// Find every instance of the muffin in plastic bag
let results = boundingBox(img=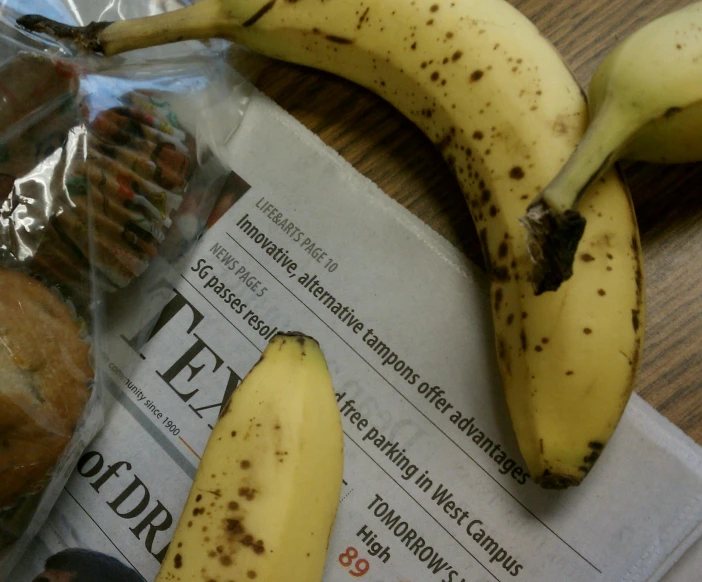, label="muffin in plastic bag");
[0,27,247,575]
